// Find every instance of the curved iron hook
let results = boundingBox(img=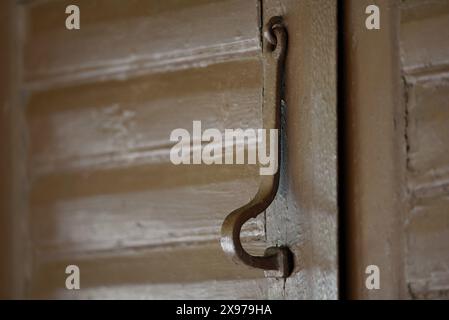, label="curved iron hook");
[220,17,292,278]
